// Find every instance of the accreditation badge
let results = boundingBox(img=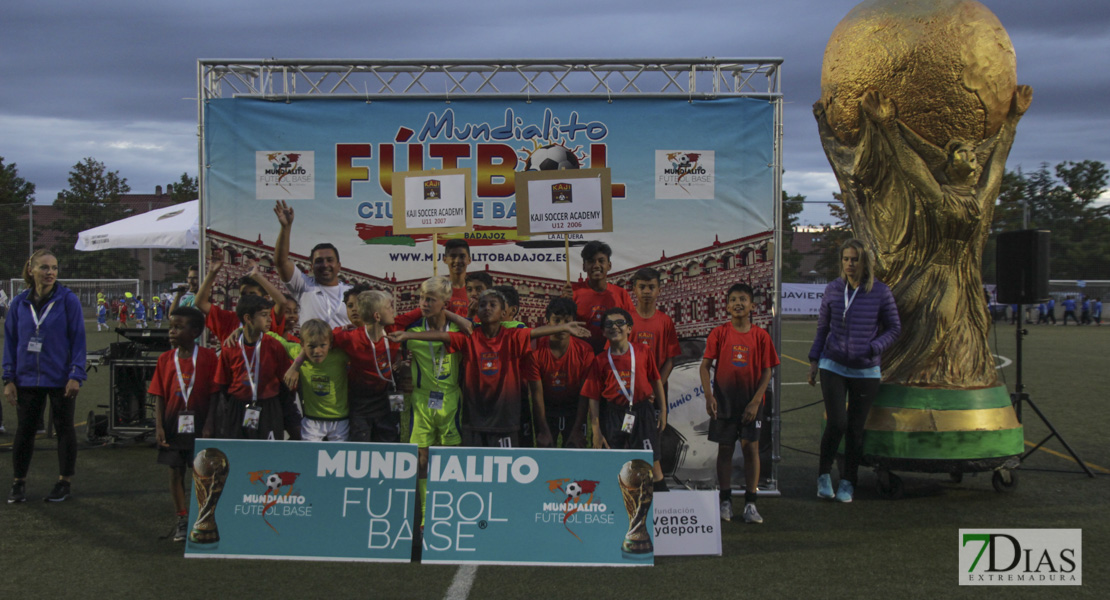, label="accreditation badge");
[427,391,445,411]
[177,411,196,434]
[243,404,261,431]
[621,409,636,434]
[389,393,405,412]
[27,336,44,353]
